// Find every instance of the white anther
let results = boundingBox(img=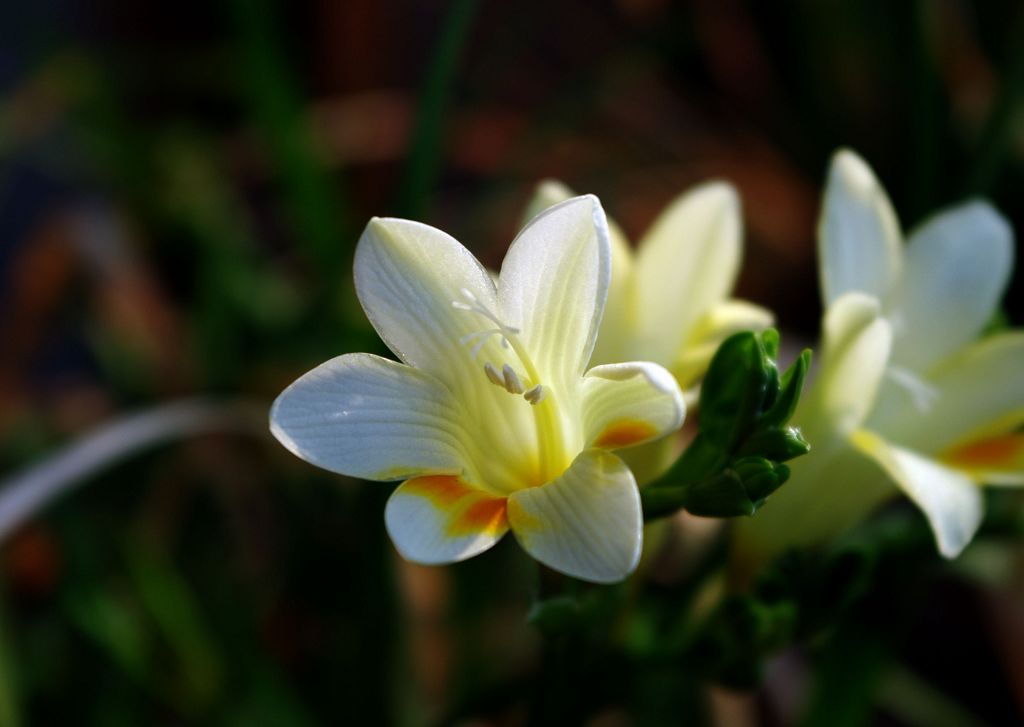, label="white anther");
[484,362,505,387]
[524,384,546,405]
[502,364,524,394]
